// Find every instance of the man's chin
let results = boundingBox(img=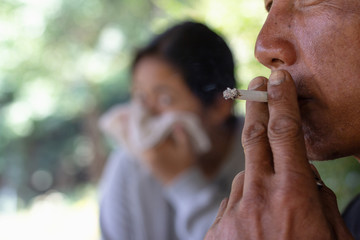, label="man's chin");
[302,123,338,161]
[305,141,344,161]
